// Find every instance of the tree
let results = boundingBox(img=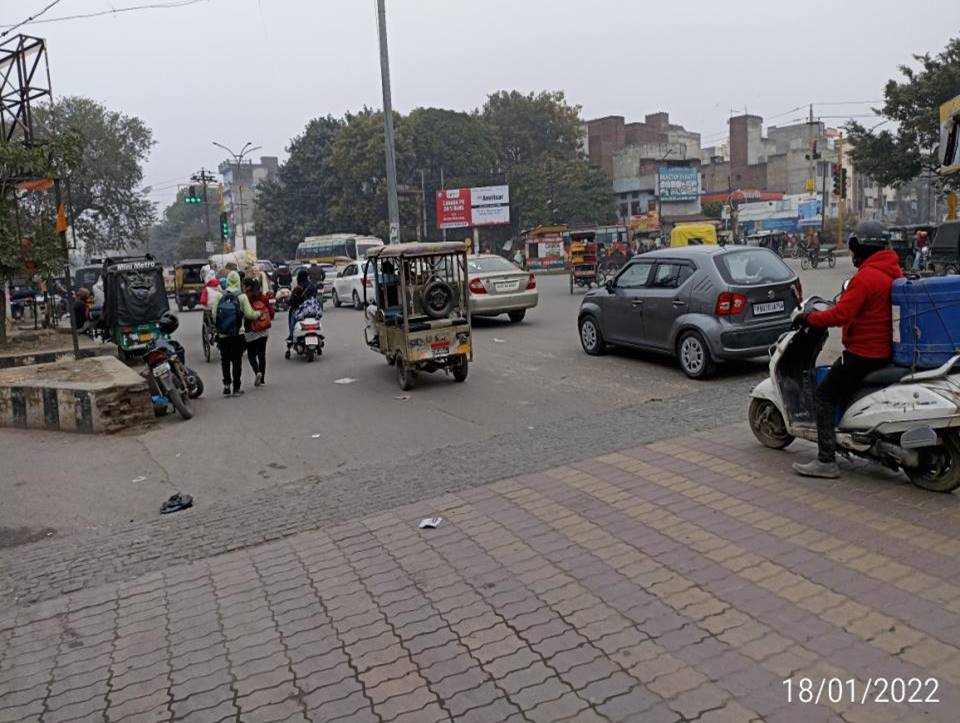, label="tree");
[481,90,583,171]
[398,107,497,183]
[1,134,83,343]
[508,158,616,230]
[149,186,215,265]
[253,116,343,260]
[34,96,155,255]
[846,36,960,191]
[702,200,723,219]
